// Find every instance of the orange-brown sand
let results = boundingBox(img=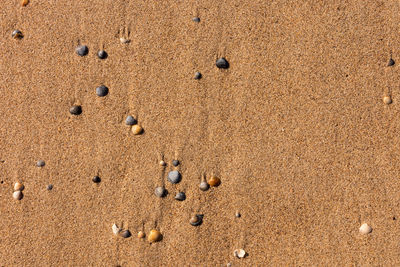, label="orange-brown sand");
[1,1,400,266]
